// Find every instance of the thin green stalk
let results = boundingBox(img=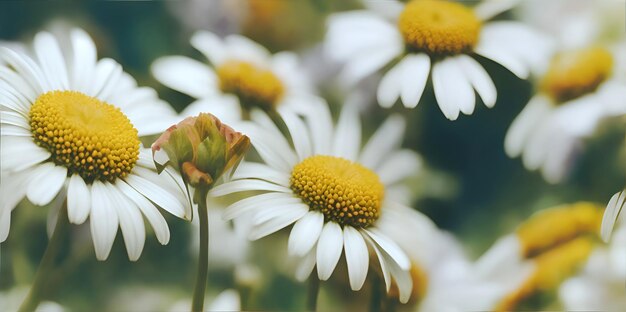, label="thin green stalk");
[191,190,210,312]
[19,203,69,312]
[306,275,320,311]
[369,273,383,312]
